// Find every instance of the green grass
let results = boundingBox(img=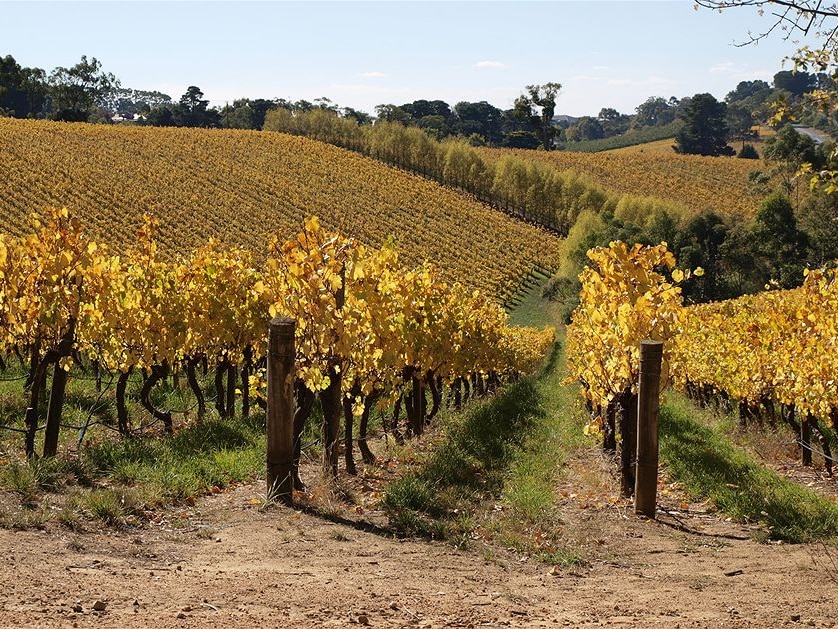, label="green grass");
[384,276,590,561]
[660,396,838,543]
[0,355,267,516]
[506,271,558,329]
[83,489,130,524]
[0,456,72,502]
[0,408,267,528]
[82,415,266,502]
[382,335,589,562]
[502,351,586,525]
[382,375,547,541]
